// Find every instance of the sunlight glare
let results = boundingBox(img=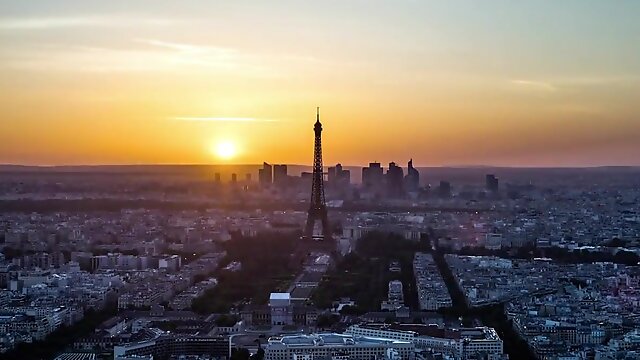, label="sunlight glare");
[213,141,237,161]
